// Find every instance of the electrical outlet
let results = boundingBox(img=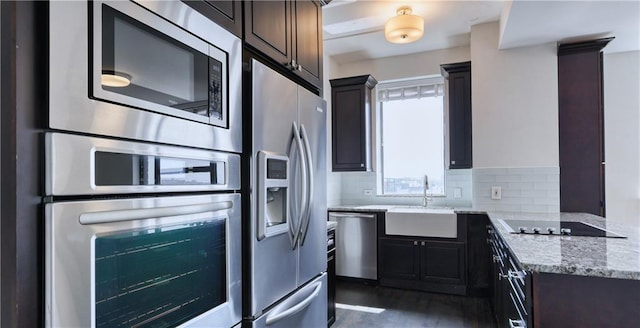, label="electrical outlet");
[491,186,502,200]
[363,189,373,196]
[453,188,462,199]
